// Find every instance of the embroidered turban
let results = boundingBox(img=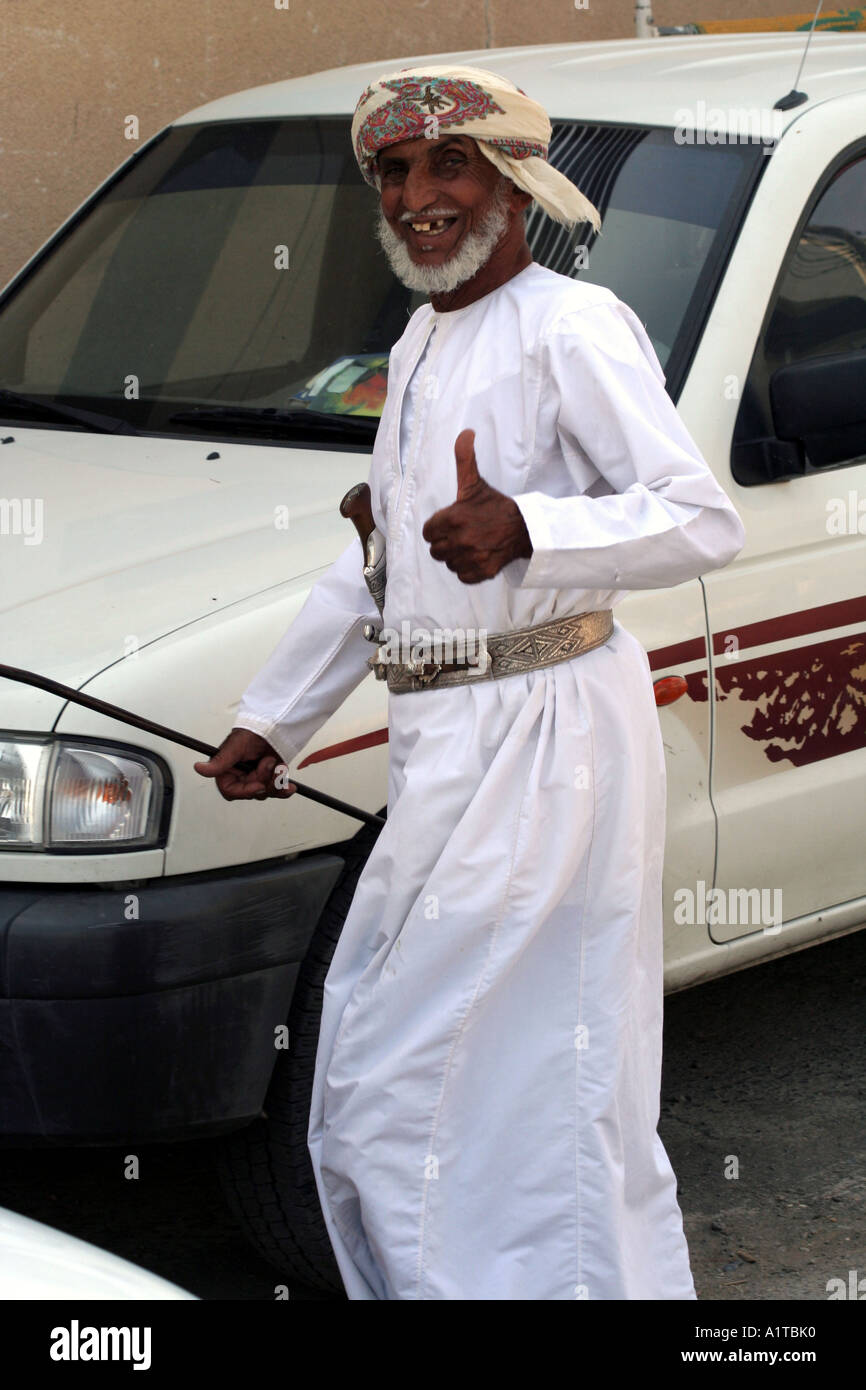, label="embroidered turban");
[351,64,602,232]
